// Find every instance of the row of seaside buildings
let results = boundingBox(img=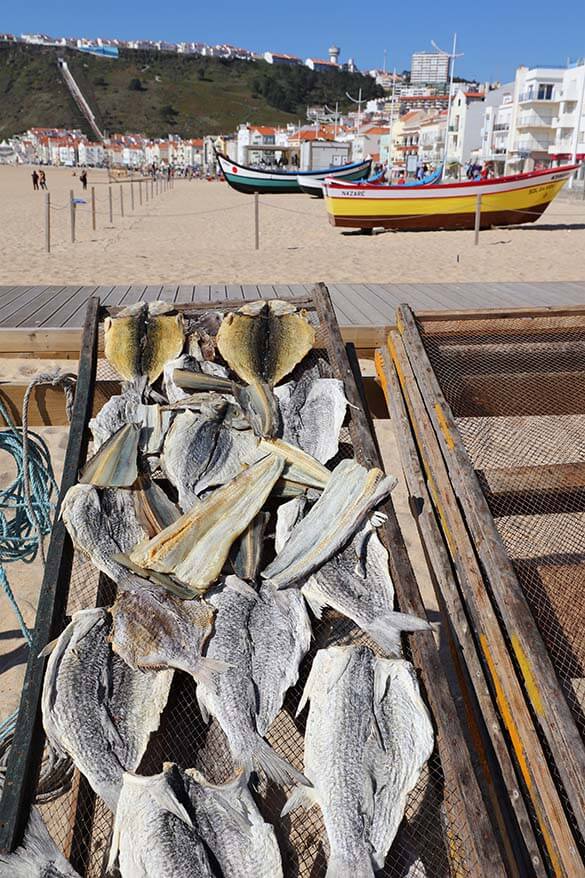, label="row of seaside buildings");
[1,62,584,183]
